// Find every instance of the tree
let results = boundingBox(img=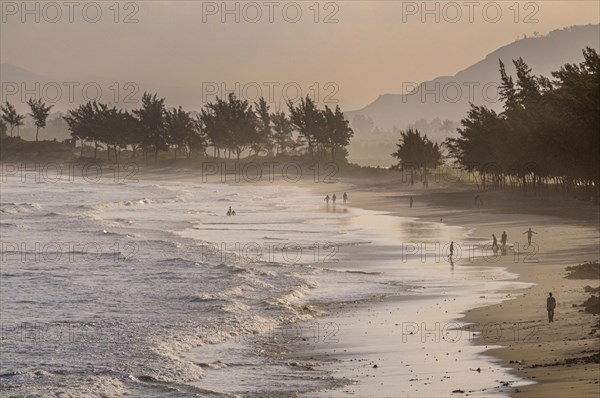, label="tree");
[323,105,354,159]
[133,93,168,161]
[200,93,258,160]
[253,97,274,156]
[64,101,135,160]
[1,101,26,137]
[546,47,600,192]
[392,128,442,184]
[165,106,204,160]
[26,98,53,142]
[64,101,100,157]
[270,111,294,155]
[287,96,325,157]
[446,48,599,196]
